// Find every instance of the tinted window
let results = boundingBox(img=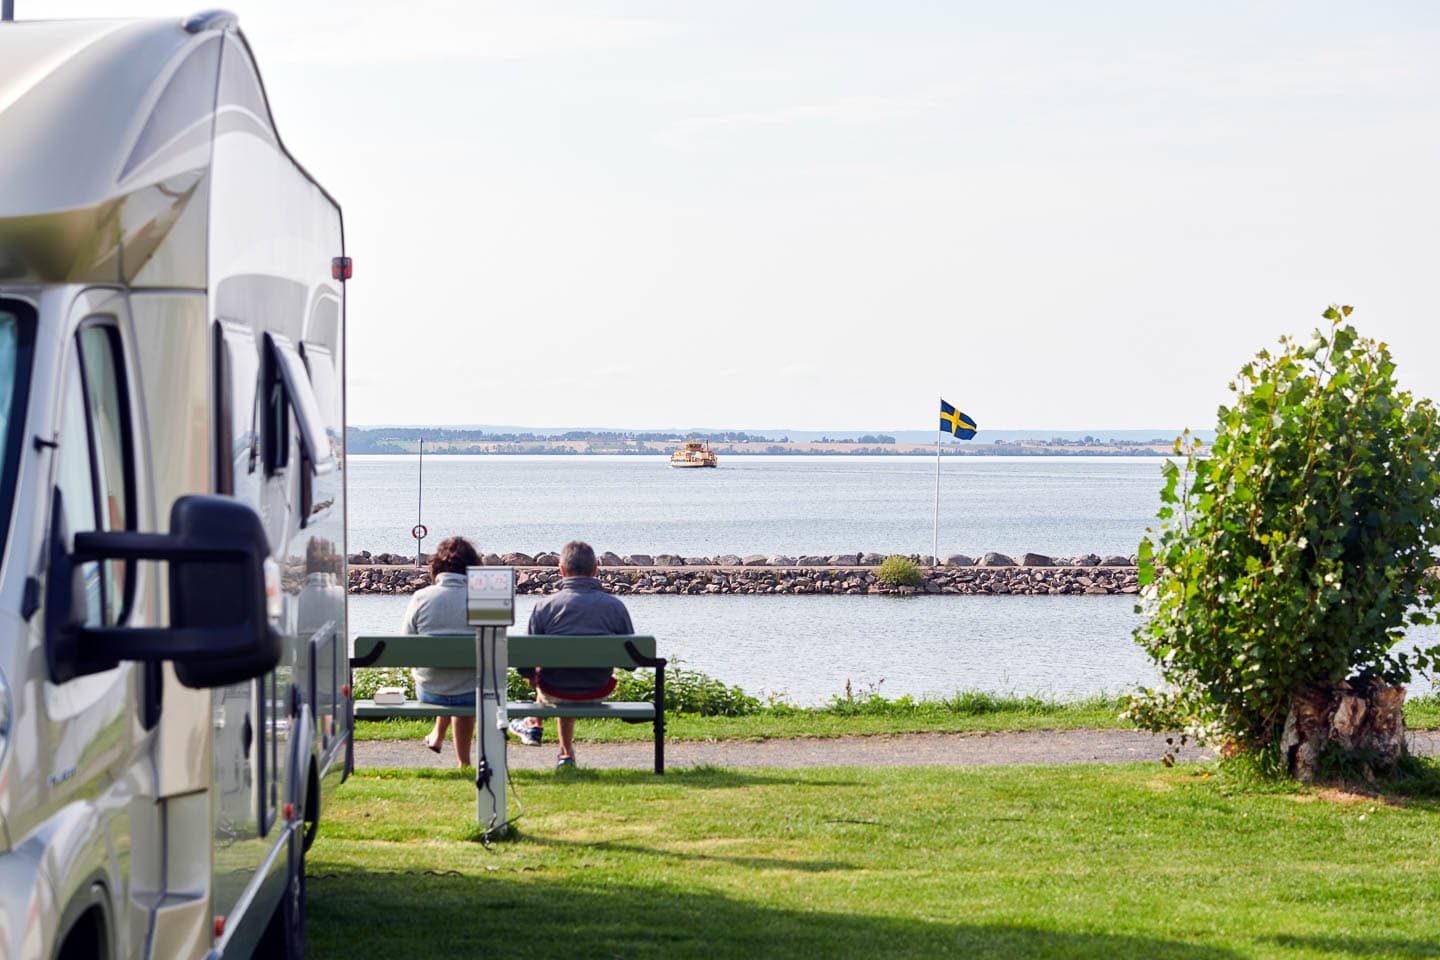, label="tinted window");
[0,305,35,560]
[78,326,133,622]
[263,337,290,475]
[54,361,102,626]
[54,322,136,627]
[264,334,335,476]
